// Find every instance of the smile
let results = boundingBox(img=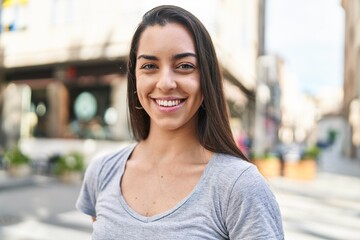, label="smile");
[155,99,184,107]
